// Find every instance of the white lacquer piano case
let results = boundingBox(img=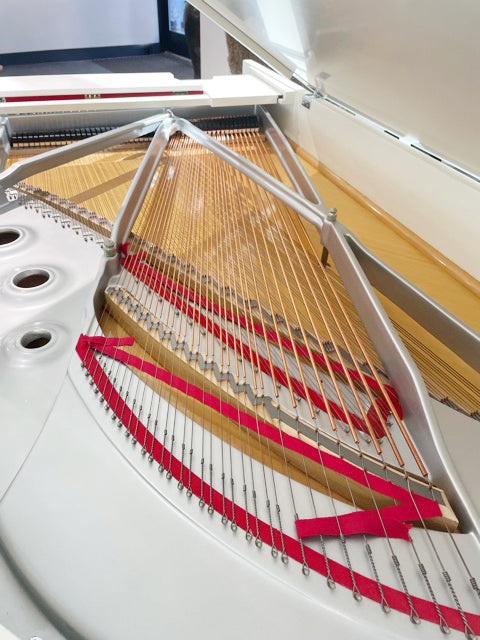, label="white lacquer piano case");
[0,2,480,639]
